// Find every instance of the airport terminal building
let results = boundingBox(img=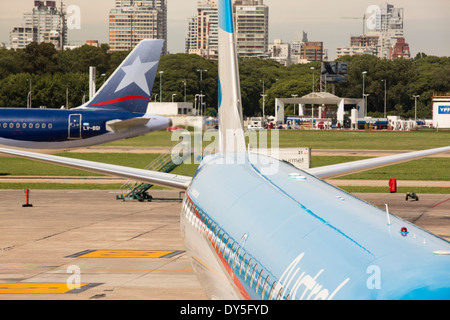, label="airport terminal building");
[432,96,450,129]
